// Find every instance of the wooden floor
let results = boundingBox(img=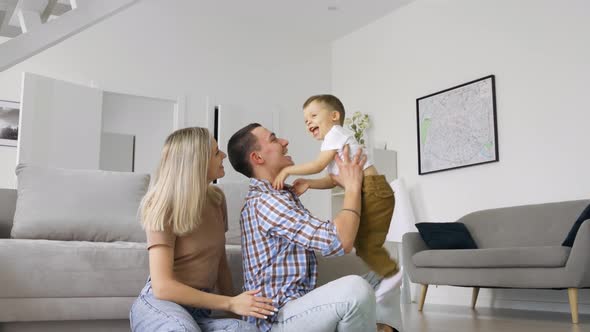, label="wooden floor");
[402,303,590,332]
